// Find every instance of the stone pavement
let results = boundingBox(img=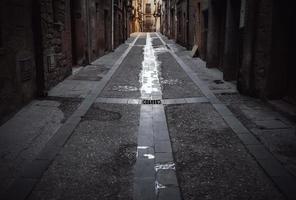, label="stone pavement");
[0,32,295,200]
